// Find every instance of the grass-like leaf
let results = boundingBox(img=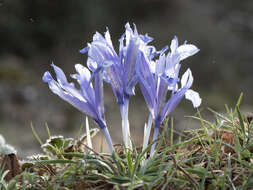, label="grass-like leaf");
[4,98,253,189]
